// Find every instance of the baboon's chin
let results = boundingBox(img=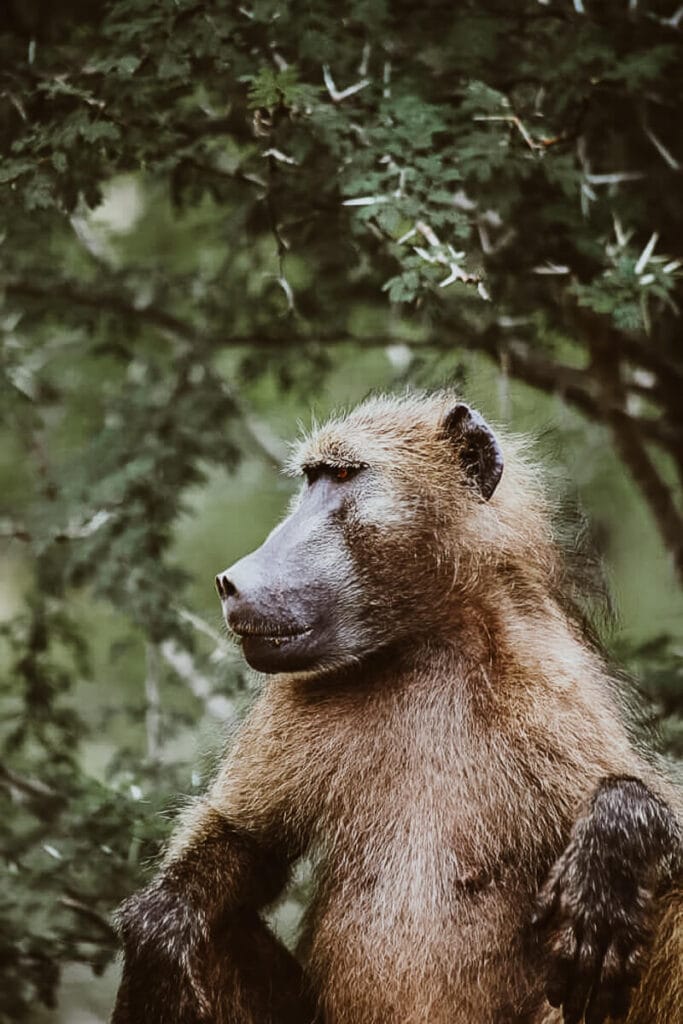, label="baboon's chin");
[240,630,326,674]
